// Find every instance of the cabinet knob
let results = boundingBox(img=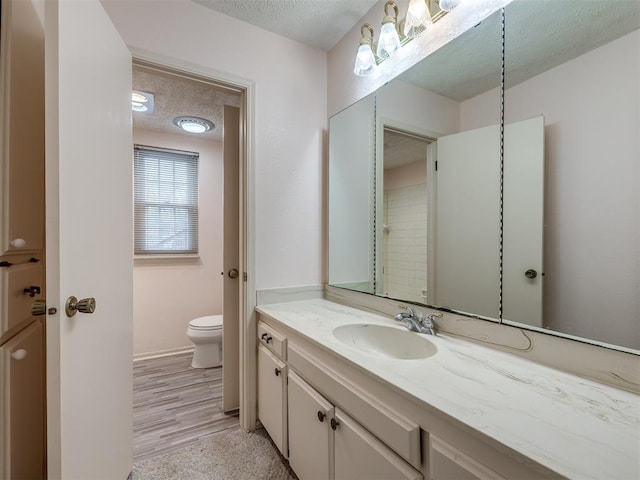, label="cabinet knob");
[330,417,339,431]
[11,349,28,361]
[317,411,326,422]
[65,296,96,317]
[274,367,281,376]
[10,238,26,248]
